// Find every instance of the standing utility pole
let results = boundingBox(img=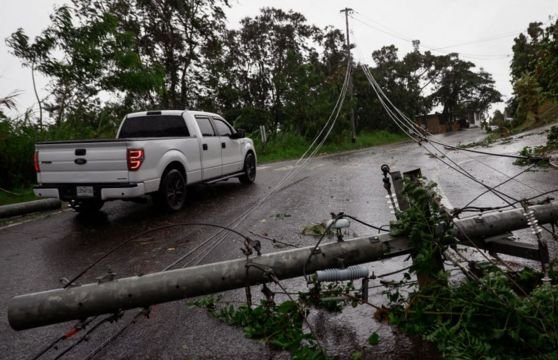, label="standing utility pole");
[340,7,356,143]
